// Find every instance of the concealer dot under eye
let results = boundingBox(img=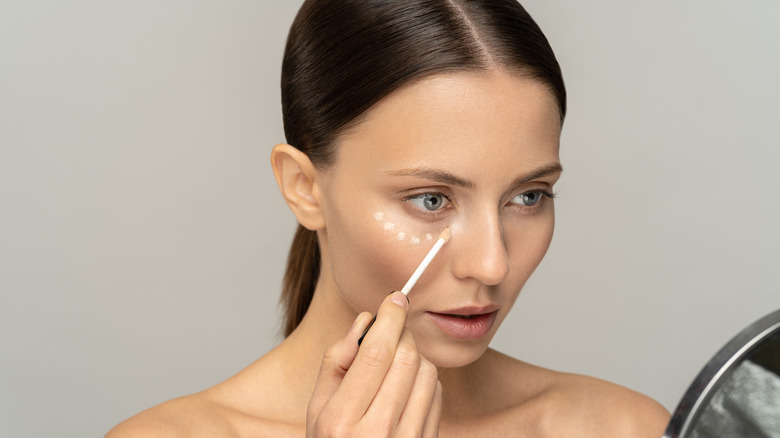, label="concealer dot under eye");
[374,211,437,246]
